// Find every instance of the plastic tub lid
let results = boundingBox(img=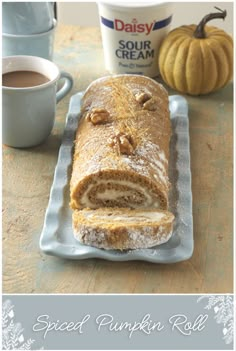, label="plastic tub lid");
[98,1,171,10]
